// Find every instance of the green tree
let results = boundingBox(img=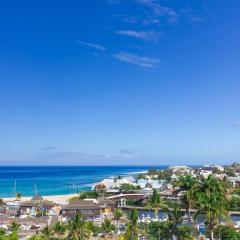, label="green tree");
[0,228,6,240]
[100,218,116,236]
[29,235,45,240]
[8,220,21,240]
[148,189,168,219]
[147,169,159,176]
[9,220,21,232]
[41,225,53,240]
[146,221,172,240]
[146,206,197,240]
[230,195,240,211]
[177,225,198,240]
[67,213,91,240]
[214,225,240,239]
[123,209,139,240]
[78,191,99,199]
[167,205,184,240]
[114,208,123,220]
[119,184,140,192]
[84,221,99,237]
[52,221,66,238]
[175,175,198,226]
[15,193,22,200]
[194,175,229,240]
[8,231,19,240]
